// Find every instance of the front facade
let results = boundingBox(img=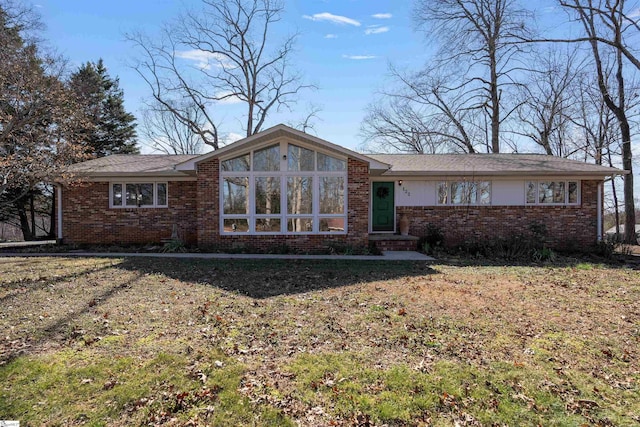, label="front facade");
[59,125,622,251]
